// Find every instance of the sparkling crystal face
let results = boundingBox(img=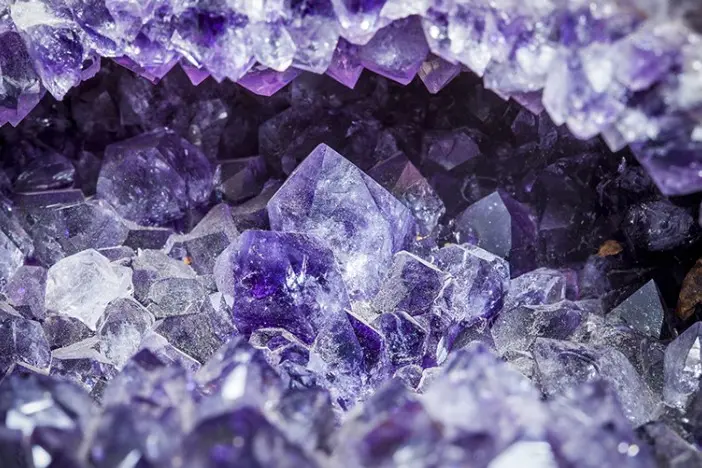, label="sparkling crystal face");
[1,11,702,465]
